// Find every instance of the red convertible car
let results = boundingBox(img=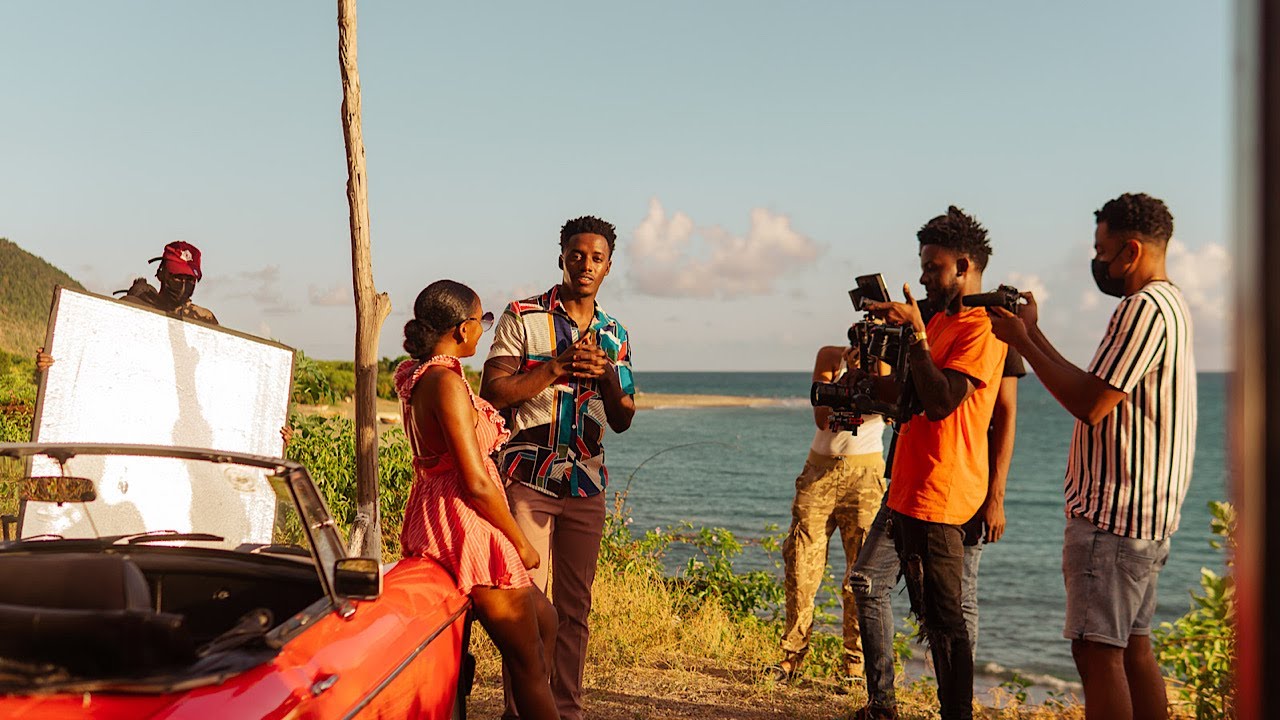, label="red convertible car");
[0,443,472,719]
